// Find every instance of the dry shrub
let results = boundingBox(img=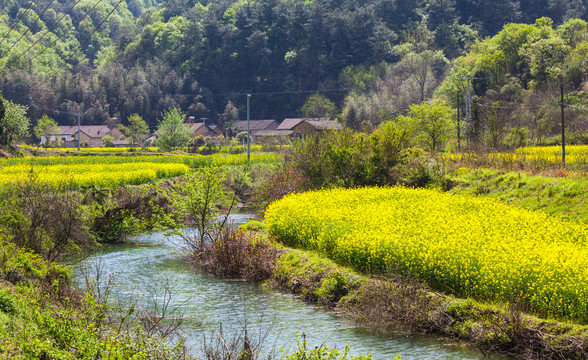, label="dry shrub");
[340,275,441,333]
[197,228,280,282]
[252,166,303,213]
